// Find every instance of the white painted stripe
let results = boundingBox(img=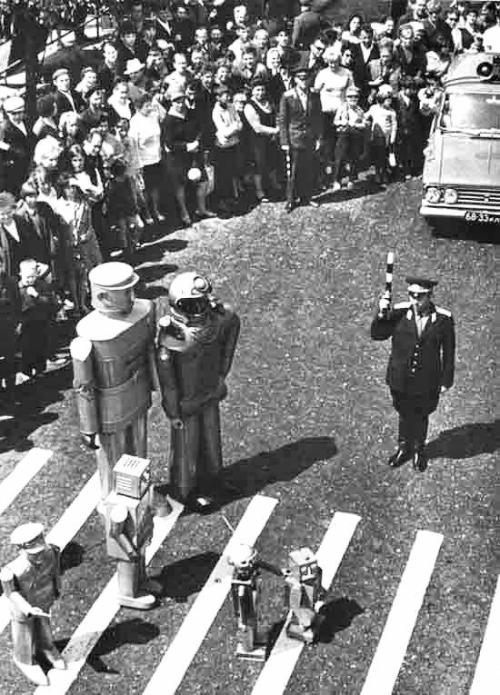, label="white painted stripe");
[143,494,278,695]
[0,472,100,636]
[360,530,444,695]
[34,498,184,694]
[469,574,500,695]
[0,447,52,516]
[251,511,361,695]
